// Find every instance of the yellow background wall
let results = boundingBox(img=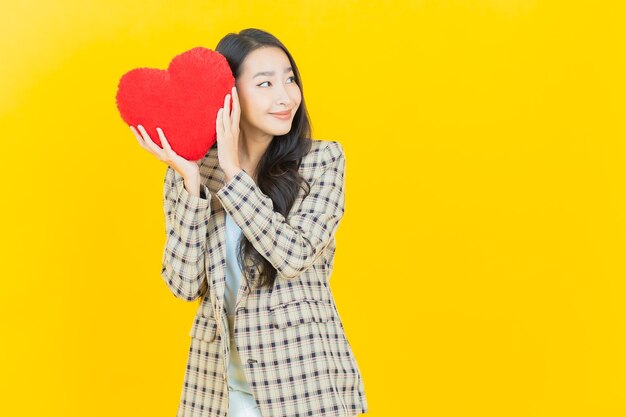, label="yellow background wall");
[1,0,625,416]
